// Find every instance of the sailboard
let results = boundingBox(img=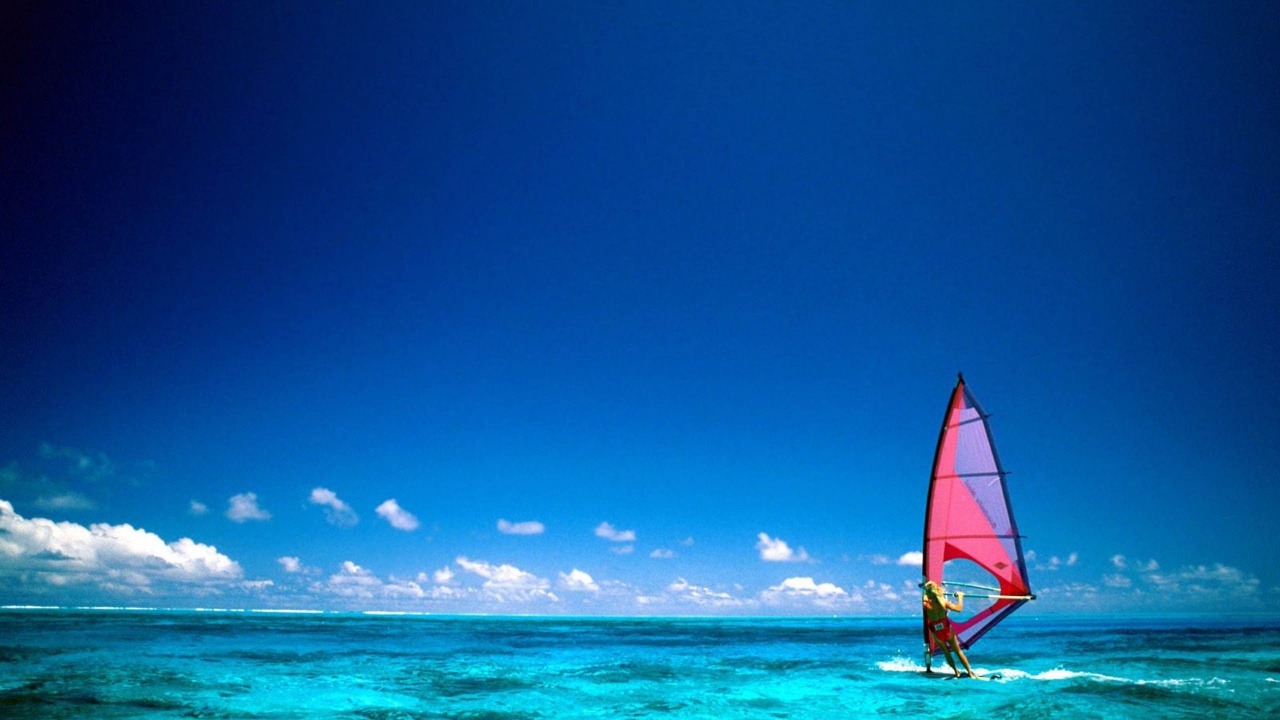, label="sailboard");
[922,374,1033,663]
